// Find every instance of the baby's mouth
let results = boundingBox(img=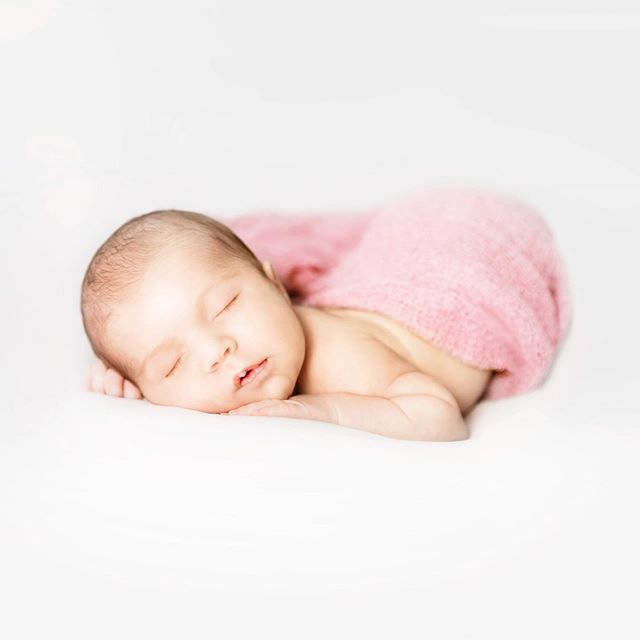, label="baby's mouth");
[234,358,268,389]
